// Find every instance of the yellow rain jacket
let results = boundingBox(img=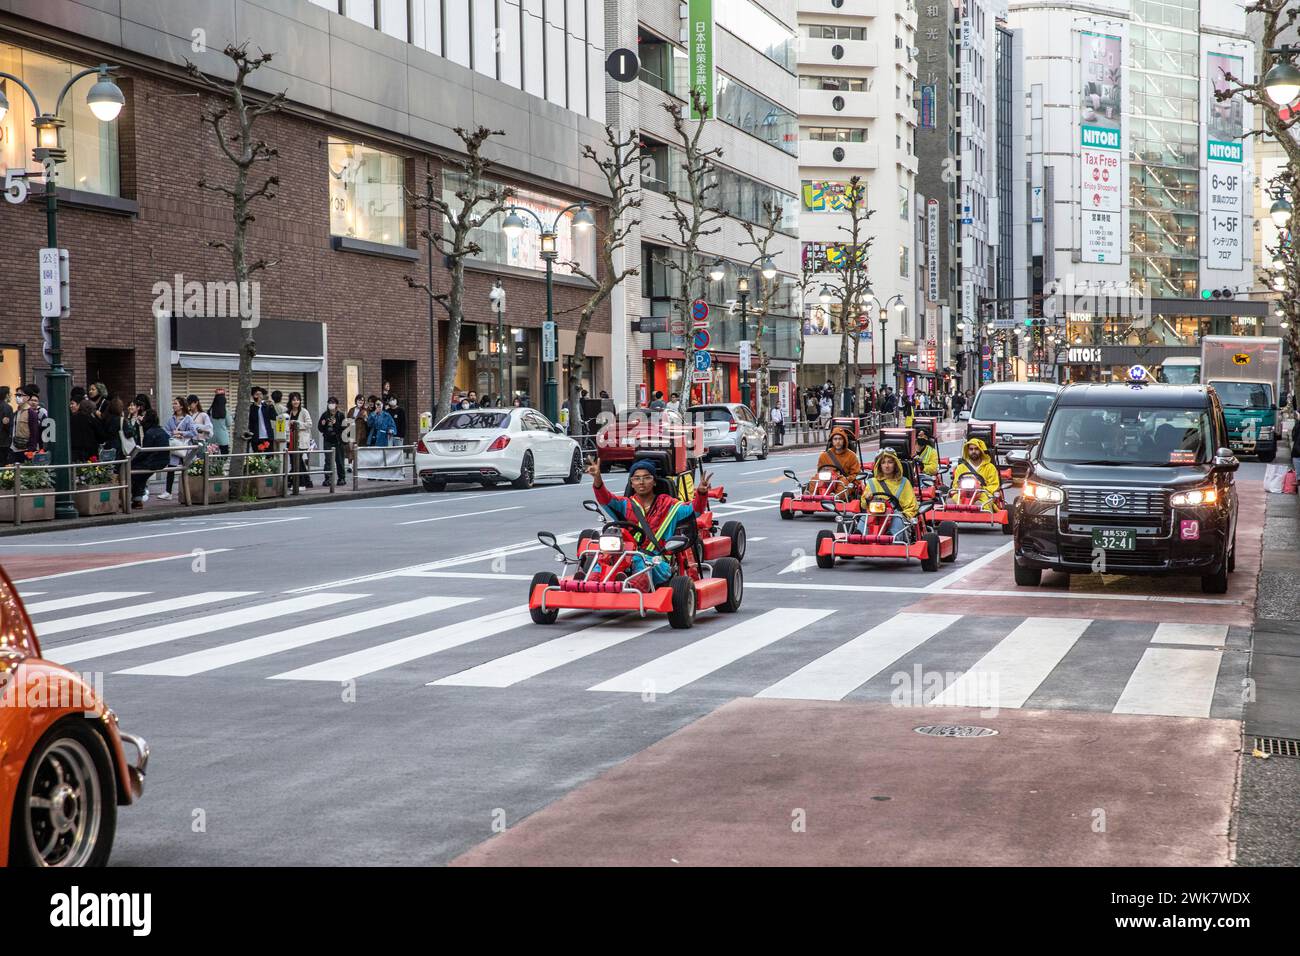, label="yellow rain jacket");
[917,442,939,476]
[951,438,1000,494]
[861,449,918,518]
